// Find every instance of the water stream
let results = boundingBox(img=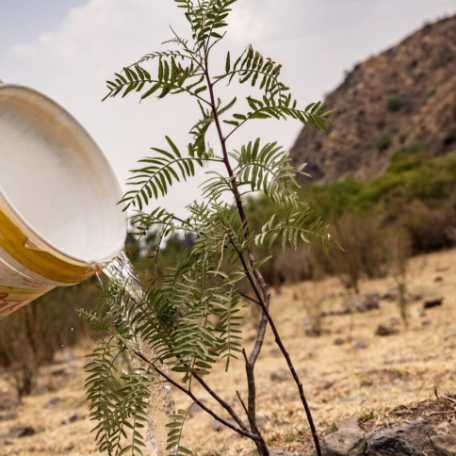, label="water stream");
[97,251,173,456]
